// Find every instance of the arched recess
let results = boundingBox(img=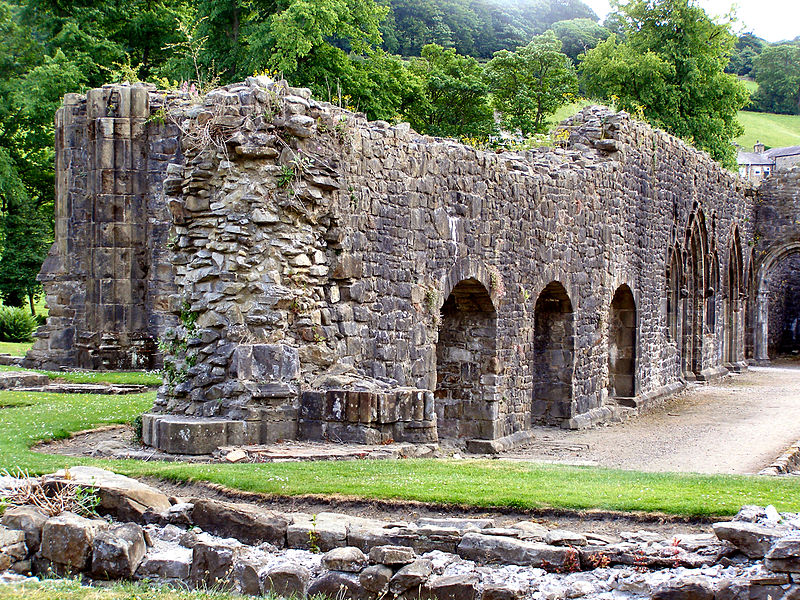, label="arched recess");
[435,278,498,440]
[706,252,719,334]
[725,229,744,365]
[666,246,682,343]
[608,284,637,400]
[681,211,708,379]
[754,242,800,361]
[531,282,574,424]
